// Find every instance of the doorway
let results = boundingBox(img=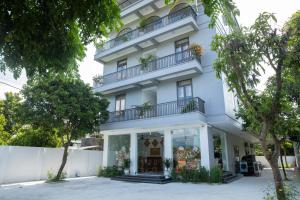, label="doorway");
[213,134,228,171]
[137,132,164,174]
